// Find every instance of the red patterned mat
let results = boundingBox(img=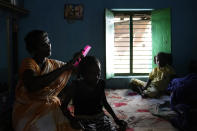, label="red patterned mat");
[105,89,178,131]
